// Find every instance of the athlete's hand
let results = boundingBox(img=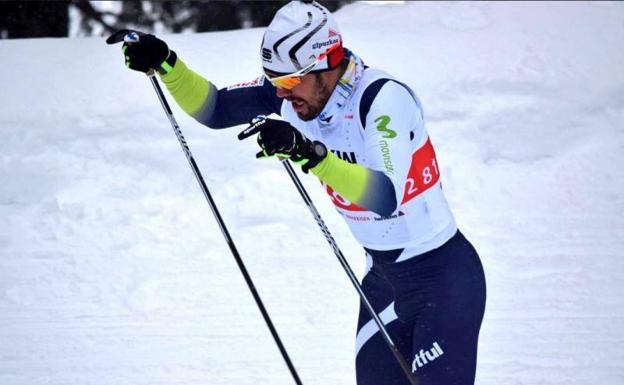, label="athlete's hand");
[106,29,176,75]
[238,116,328,173]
